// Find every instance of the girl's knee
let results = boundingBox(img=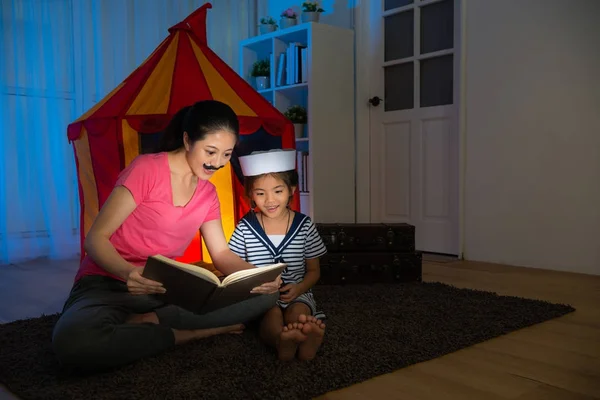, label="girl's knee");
[283,302,311,324]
